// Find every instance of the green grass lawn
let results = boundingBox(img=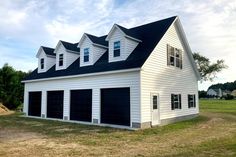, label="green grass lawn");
[0,100,235,157]
[200,99,236,115]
